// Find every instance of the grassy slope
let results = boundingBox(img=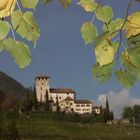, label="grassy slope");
[0,112,140,140]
